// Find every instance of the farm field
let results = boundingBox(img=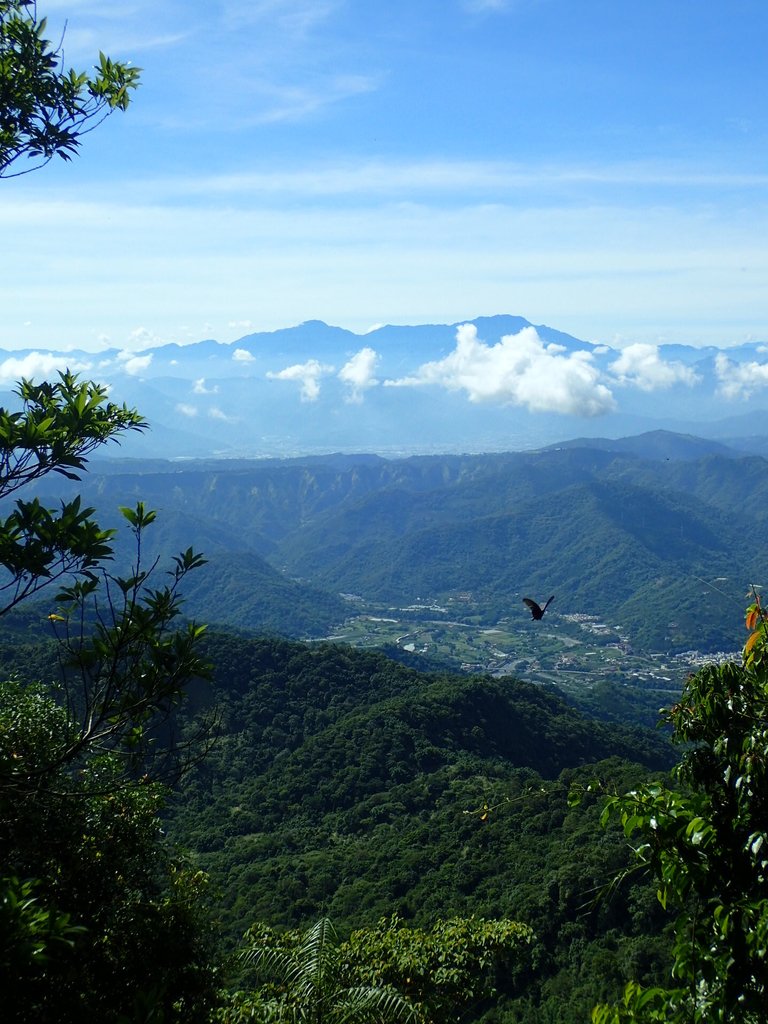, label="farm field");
[323,596,740,722]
